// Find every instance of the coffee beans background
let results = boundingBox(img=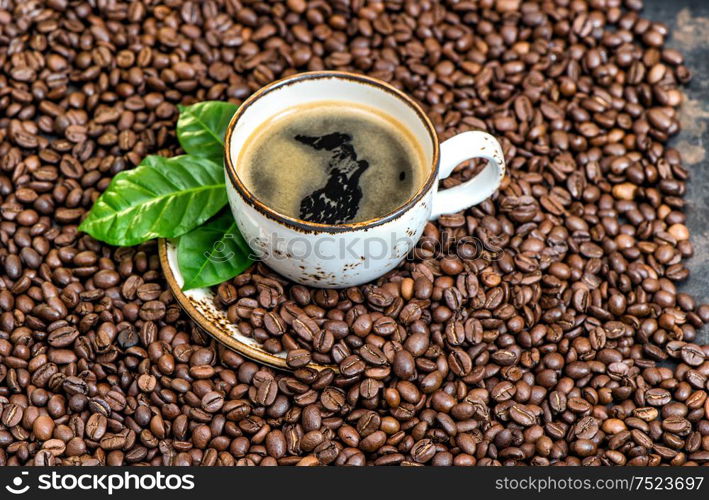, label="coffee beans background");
[1,0,709,466]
